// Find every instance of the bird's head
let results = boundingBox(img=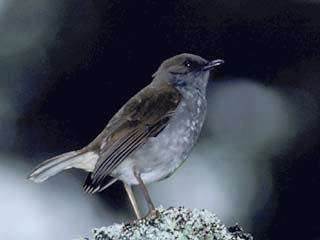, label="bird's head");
[152,53,224,91]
